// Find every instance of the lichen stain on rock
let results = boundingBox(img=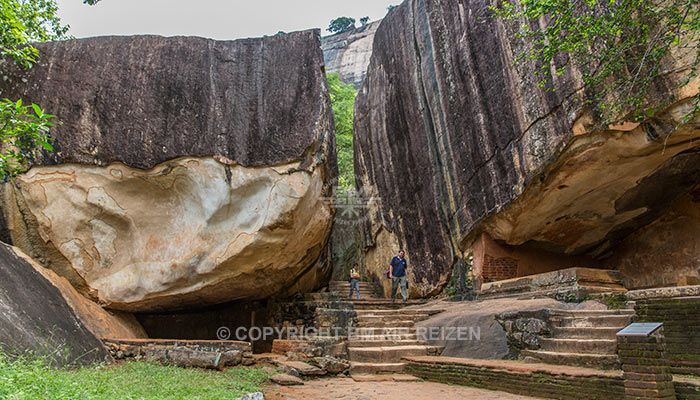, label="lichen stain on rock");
[9,157,332,312]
